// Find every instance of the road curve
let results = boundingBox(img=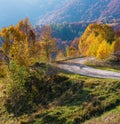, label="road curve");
[55,57,120,79]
